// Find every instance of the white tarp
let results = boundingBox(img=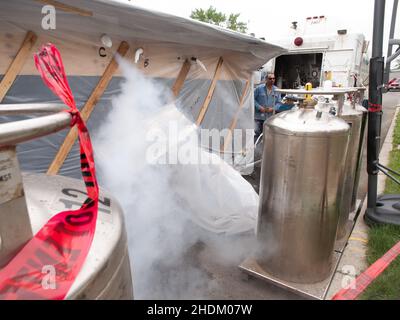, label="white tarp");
[146,103,259,234]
